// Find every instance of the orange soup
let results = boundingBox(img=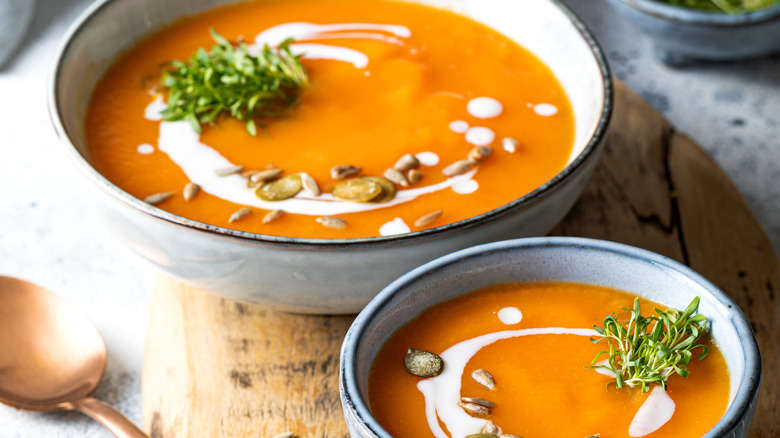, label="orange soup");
[368,283,730,438]
[86,0,575,239]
